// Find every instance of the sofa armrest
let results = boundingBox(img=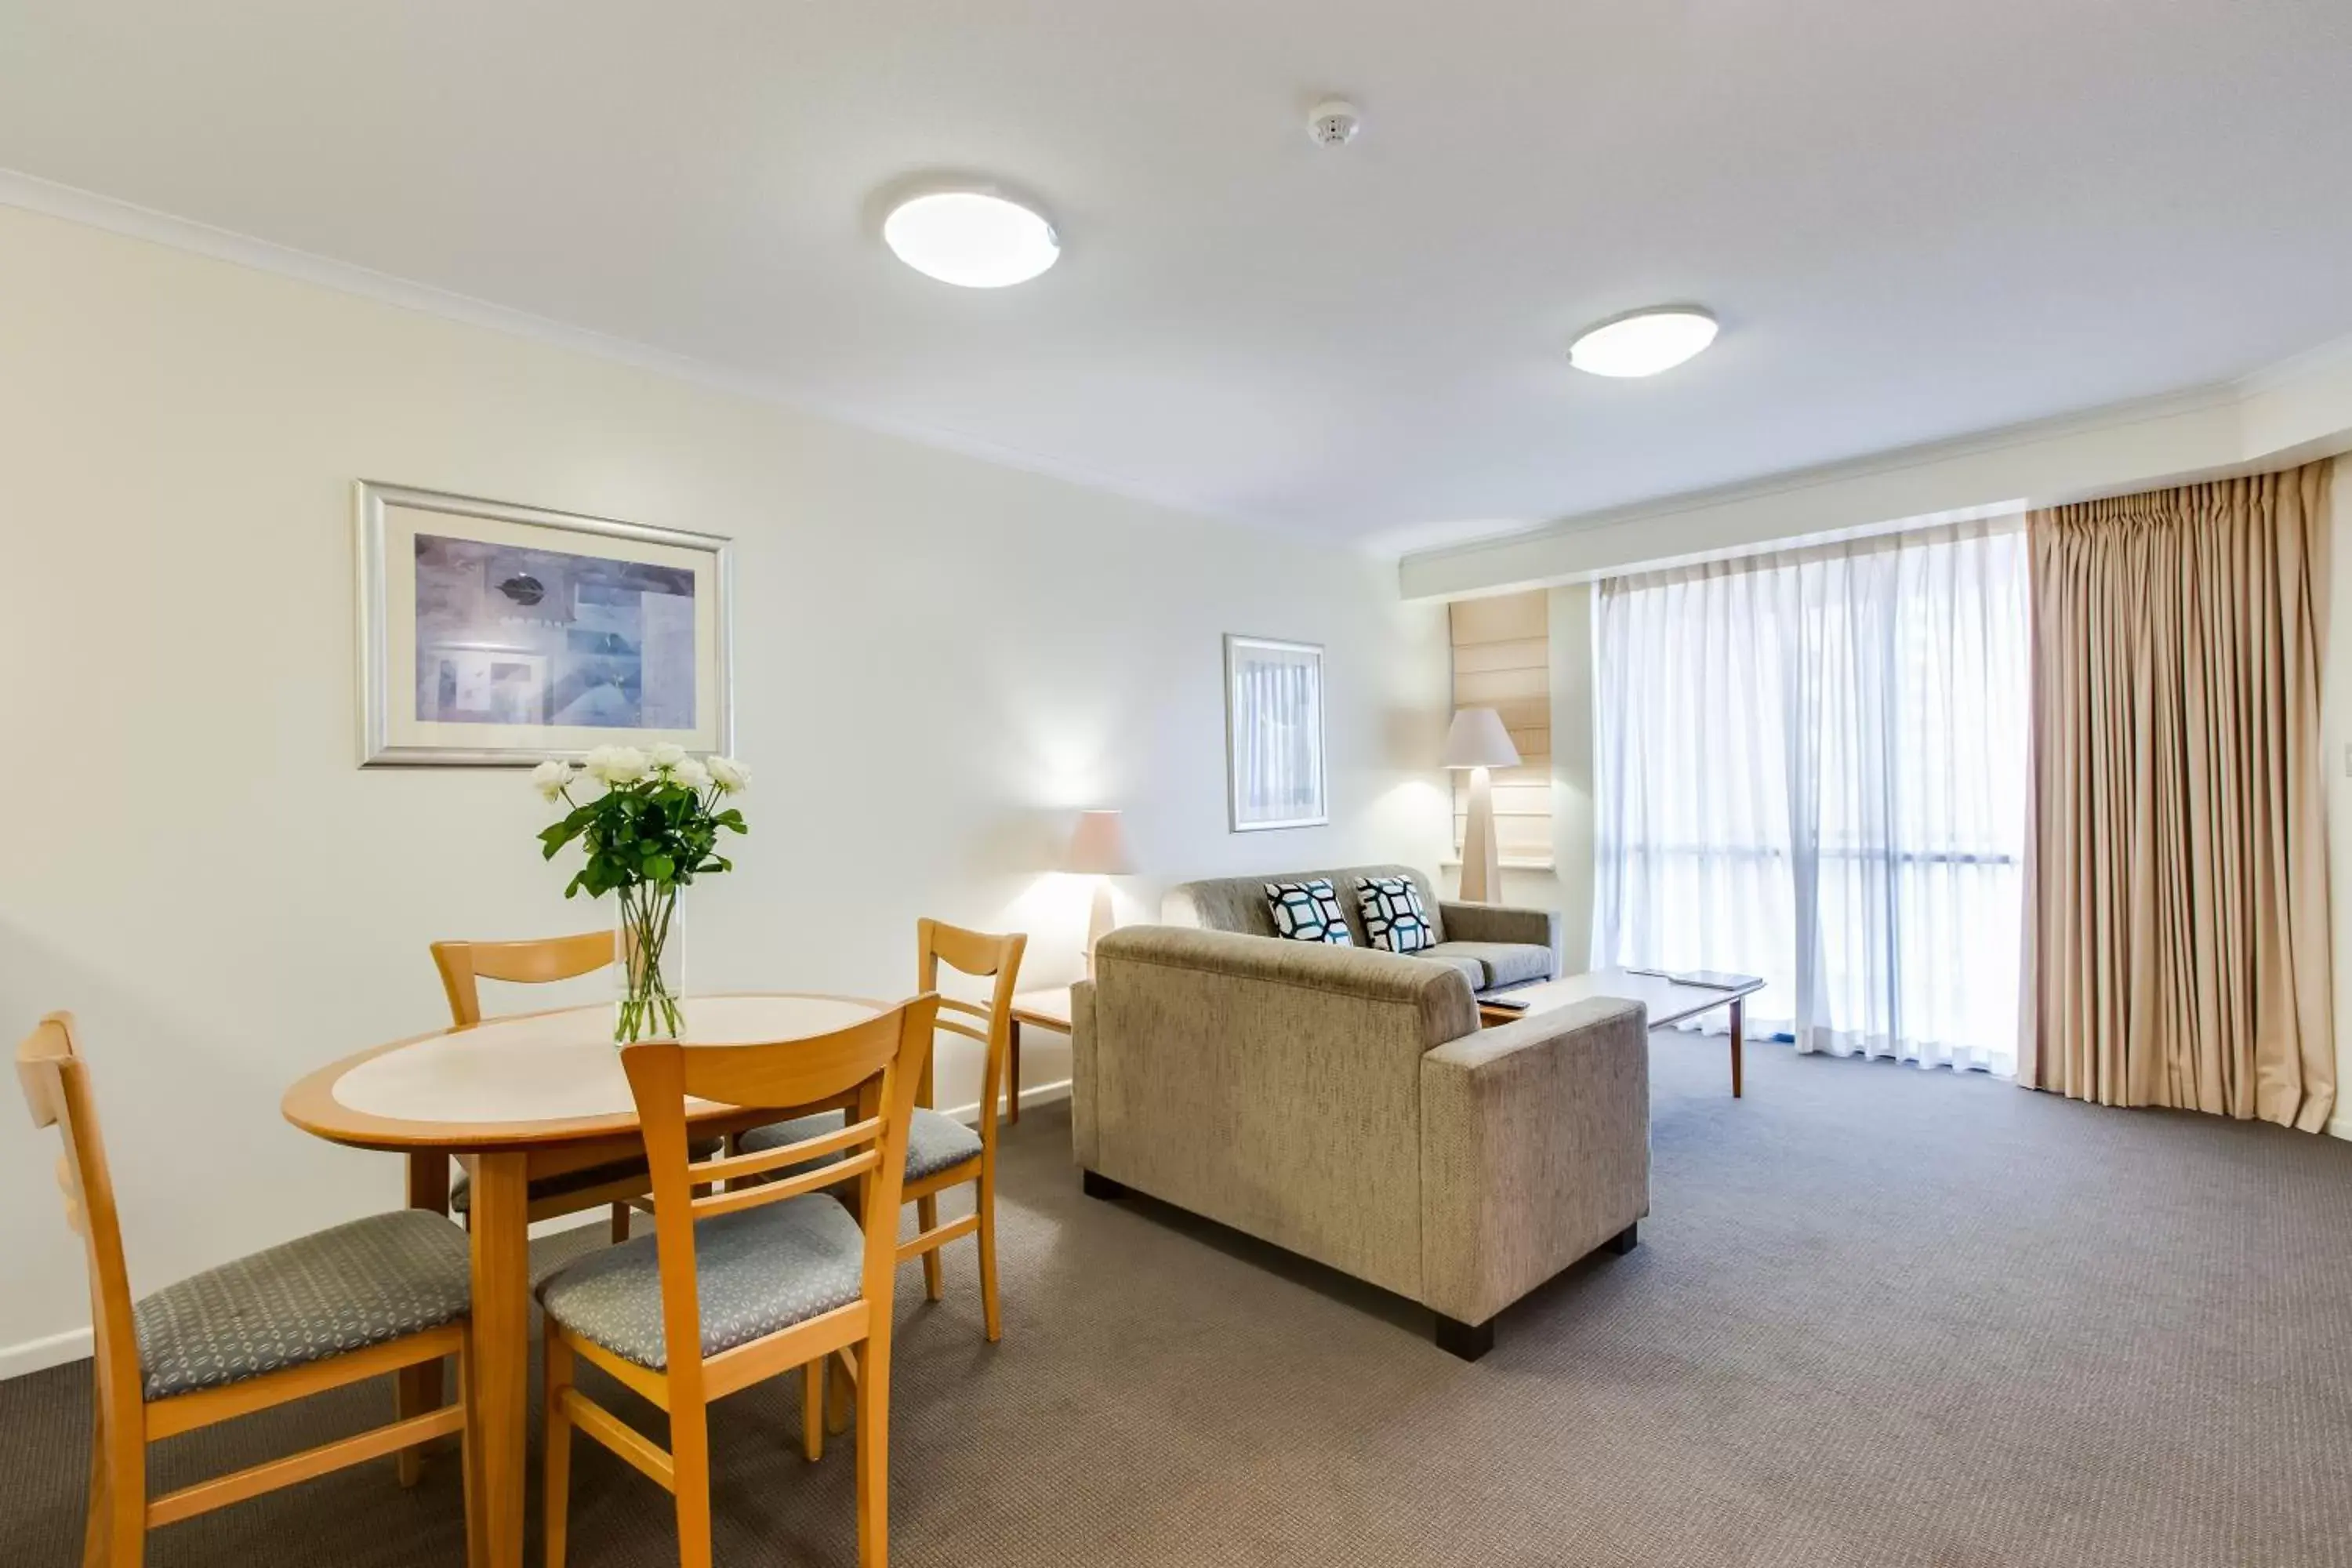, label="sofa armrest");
[1419,998,1649,1327]
[1438,900,1562,959]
